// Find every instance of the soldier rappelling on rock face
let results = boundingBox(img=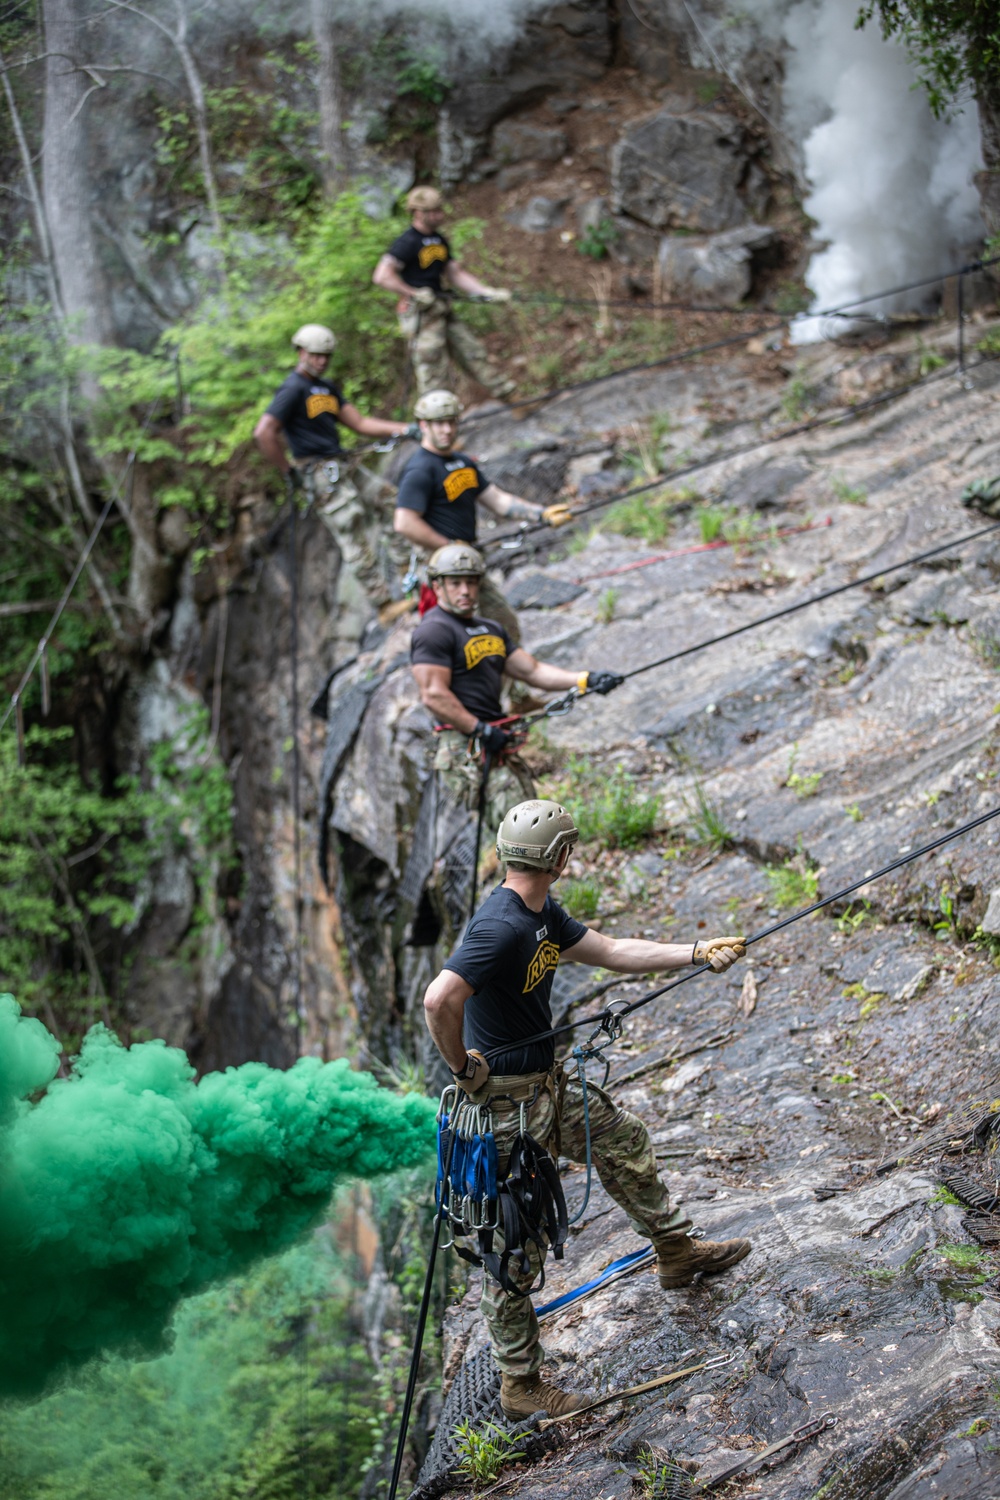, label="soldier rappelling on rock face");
[253,324,413,630]
[410,543,621,940]
[422,798,750,1419]
[372,186,516,400]
[394,388,572,641]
